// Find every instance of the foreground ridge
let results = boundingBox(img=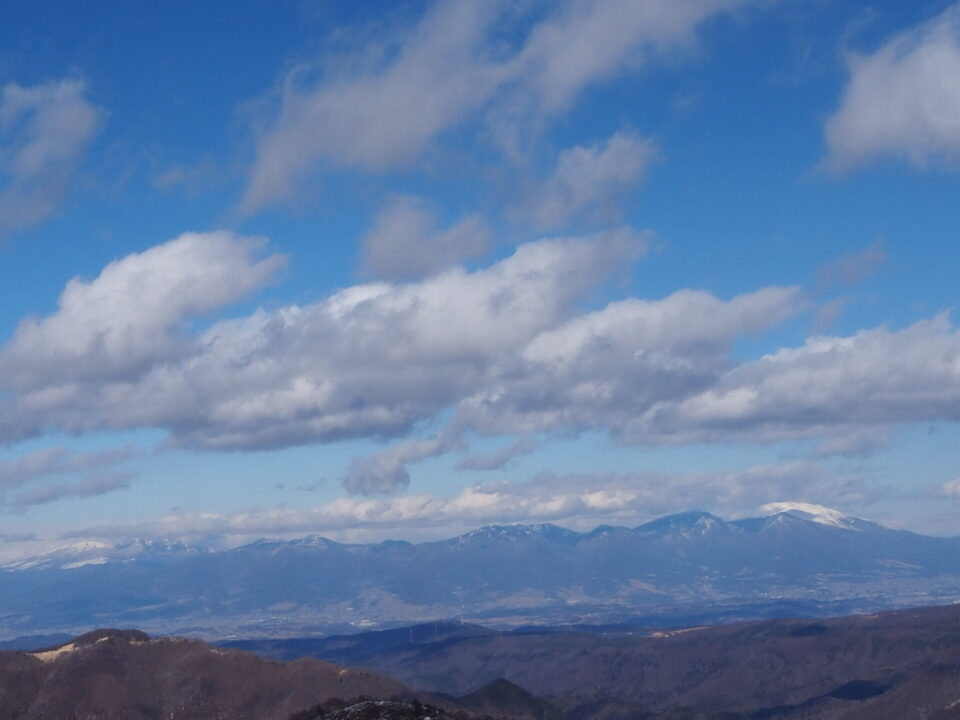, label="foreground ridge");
[7,603,960,719]
[239,602,960,720]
